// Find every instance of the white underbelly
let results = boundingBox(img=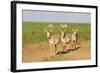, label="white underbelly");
[61,38,70,43]
[48,39,58,44]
